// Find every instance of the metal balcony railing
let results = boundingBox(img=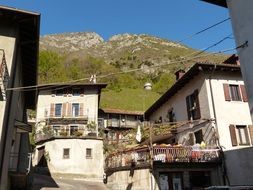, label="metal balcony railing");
[105,145,221,170]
